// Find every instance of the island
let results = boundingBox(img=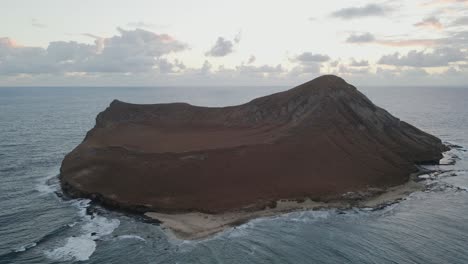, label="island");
[60,75,447,239]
